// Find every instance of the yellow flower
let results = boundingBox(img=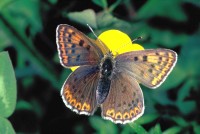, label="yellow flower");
[71,30,144,71]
